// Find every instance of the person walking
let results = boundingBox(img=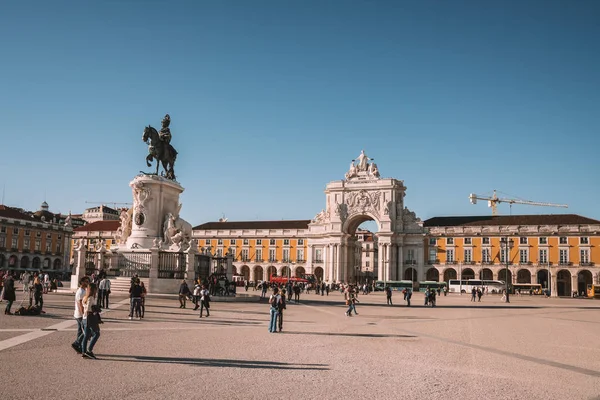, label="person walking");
[386,286,393,306]
[2,273,16,315]
[406,288,412,307]
[81,283,101,359]
[178,280,190,308]
[471,287,477,302]
[193,280,202,310]
[199,285,210,318]
[72,277,89,354]
[268,287,281,333]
